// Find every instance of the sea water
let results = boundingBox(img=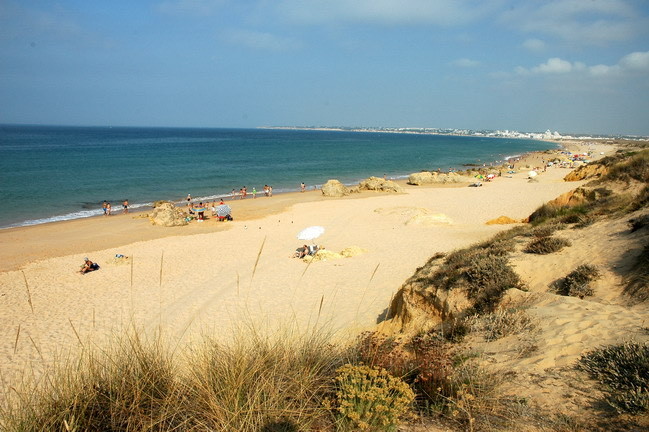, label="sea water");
[0,125,555,229]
